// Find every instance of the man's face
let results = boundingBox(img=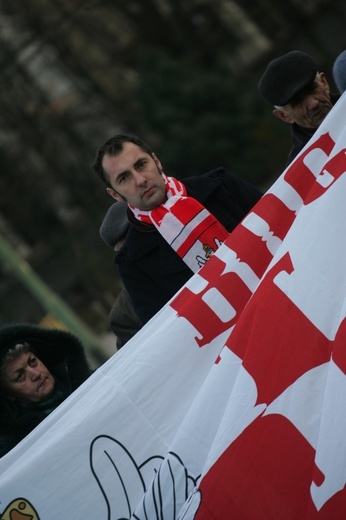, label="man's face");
[273,73,333,129]
[1,351,55,403]
[103,142,166,210]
